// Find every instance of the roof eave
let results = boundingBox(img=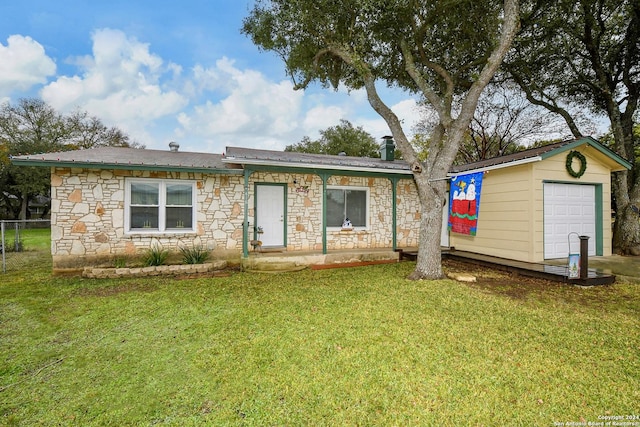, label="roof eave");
[10,158,243,175]
[539,136,632,170]
[222,157,414,176]
[448,156,543,176]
